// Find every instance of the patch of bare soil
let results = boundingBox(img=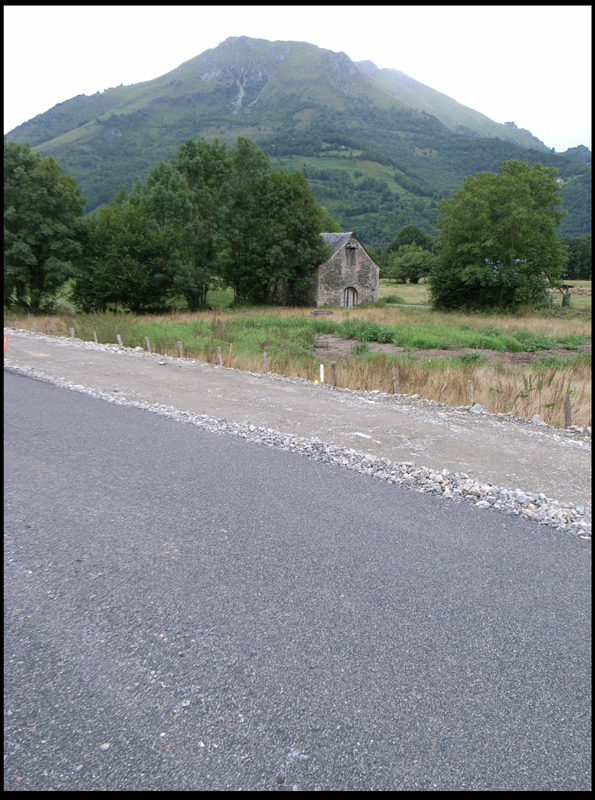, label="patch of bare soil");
[315,335,591,365]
